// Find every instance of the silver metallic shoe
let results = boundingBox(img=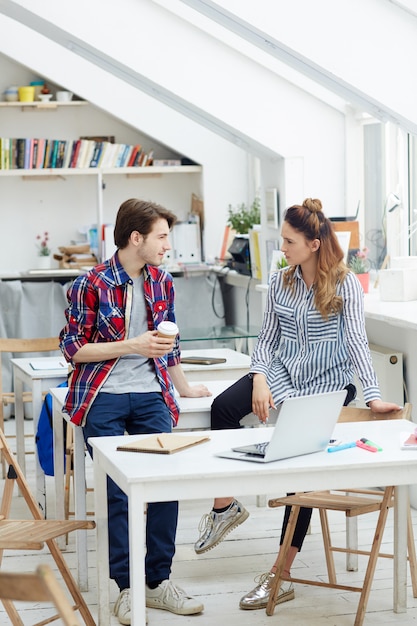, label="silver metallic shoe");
[239,572,294,610]
[194,499,249,554]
